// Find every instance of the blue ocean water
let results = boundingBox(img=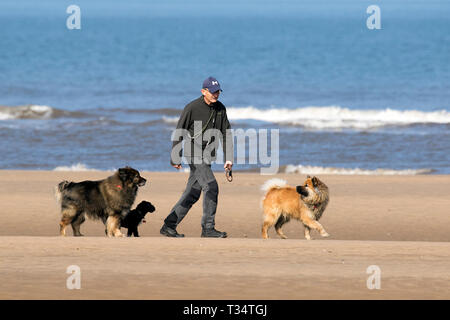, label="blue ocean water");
[0,0,449,173]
